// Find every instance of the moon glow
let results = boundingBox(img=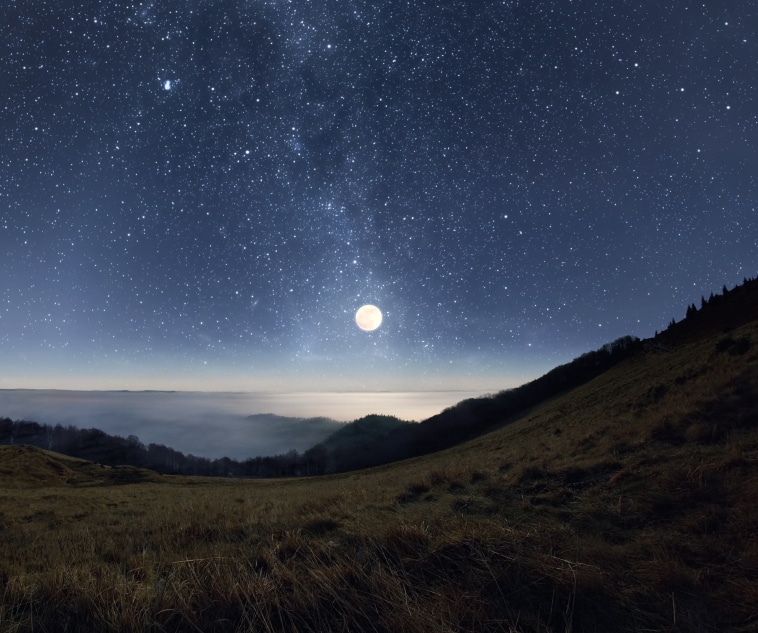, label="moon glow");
[355,304,382,331]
